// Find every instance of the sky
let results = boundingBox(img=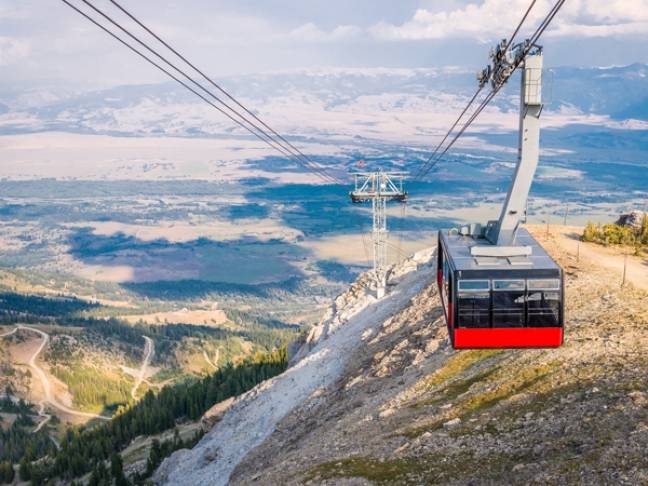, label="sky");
[2,0,648,89]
